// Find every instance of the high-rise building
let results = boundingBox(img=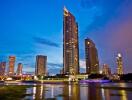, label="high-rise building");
[102,64,111,76]
[116,53,123,75]
[0,62,6,76]
[63,7,79,74]
[35,55,47,76]
[16,63,23,75]
[85,38,99,74]
[8,56,16,75]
